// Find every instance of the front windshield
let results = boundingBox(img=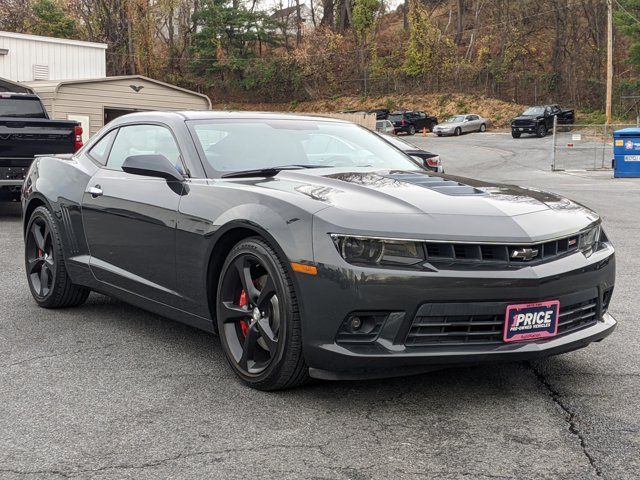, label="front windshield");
[522,107,545,116]
[445,116,465,123]
[189,119,421,174]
